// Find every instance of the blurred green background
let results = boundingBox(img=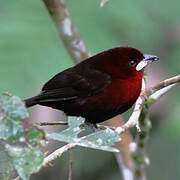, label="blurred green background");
[1,0,180,179]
